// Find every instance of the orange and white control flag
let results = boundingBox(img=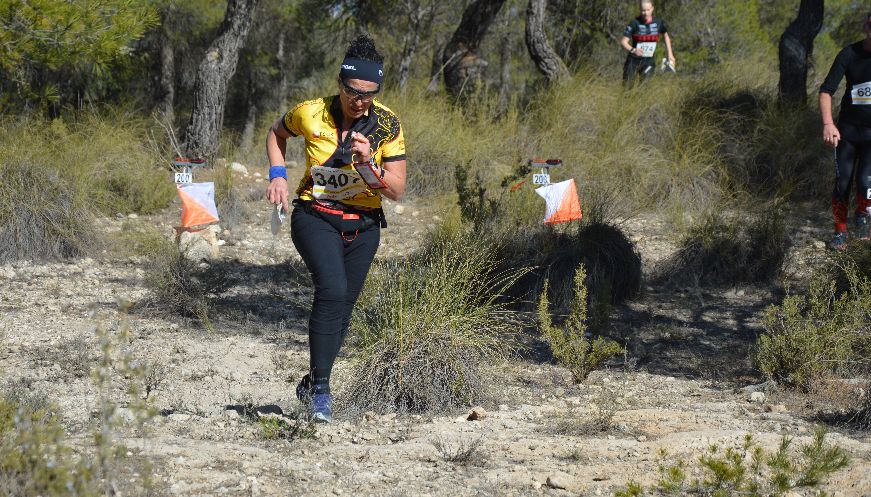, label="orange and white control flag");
[535,178,582,225]
[177,182,219,228]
